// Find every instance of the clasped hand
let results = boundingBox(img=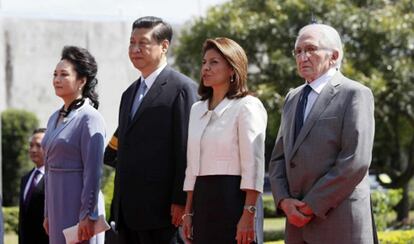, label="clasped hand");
[280,198,314,228]
[171,204,185,227]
